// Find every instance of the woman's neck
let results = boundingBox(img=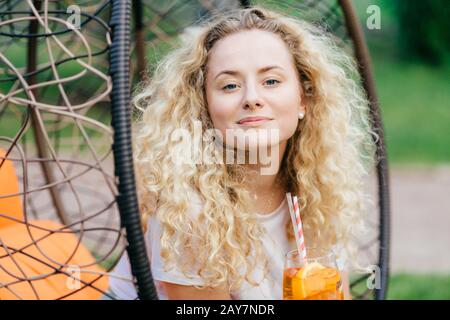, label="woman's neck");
[243,141,288,214]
